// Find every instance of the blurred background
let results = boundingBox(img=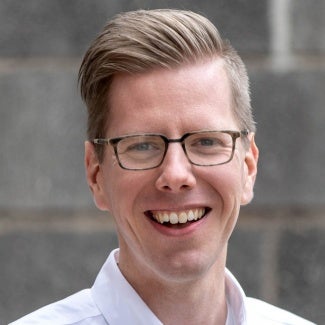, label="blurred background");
[0,0,324,323]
